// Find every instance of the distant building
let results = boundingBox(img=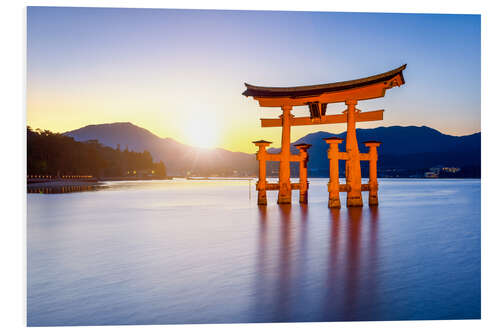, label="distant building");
[425,171,439,178]
[126,169,155,177]
[429,166,443,175]
[426,166,461,178]
[442,167,461,173]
